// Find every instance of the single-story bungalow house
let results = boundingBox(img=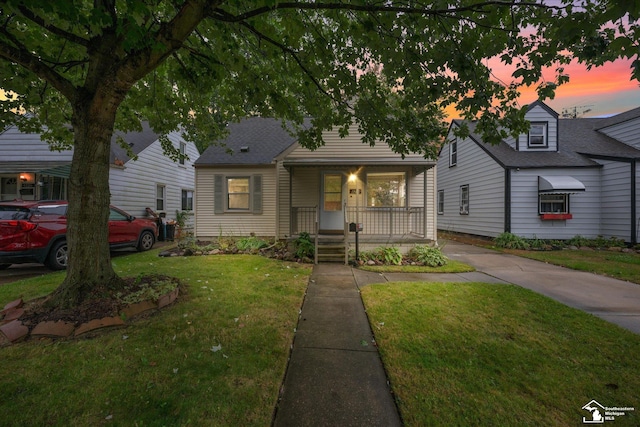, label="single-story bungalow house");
[0,122,199,225]
[194,117,437,262]
[437,101,640,243]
